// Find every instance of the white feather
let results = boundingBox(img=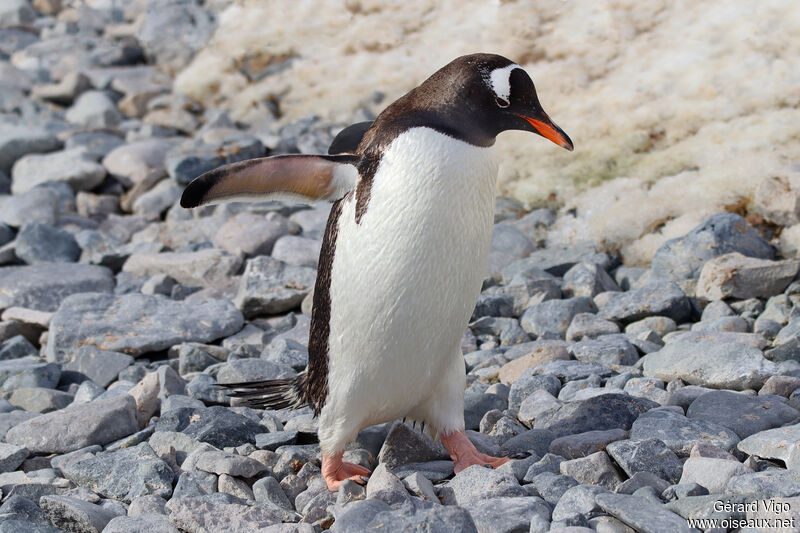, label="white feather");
[316,127,498,455]
[488,63,521,101]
